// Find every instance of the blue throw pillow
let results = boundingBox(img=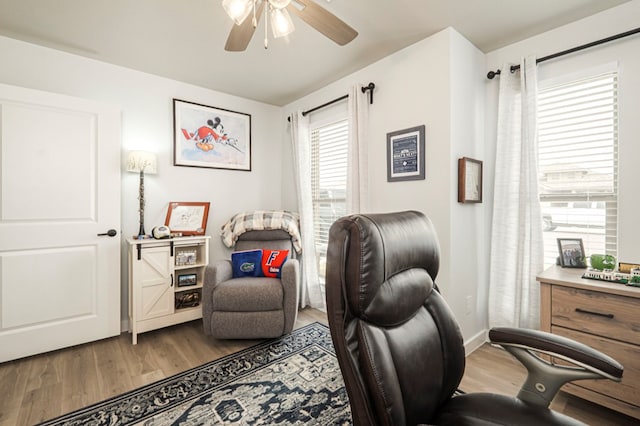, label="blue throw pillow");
[231,249,263,278]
